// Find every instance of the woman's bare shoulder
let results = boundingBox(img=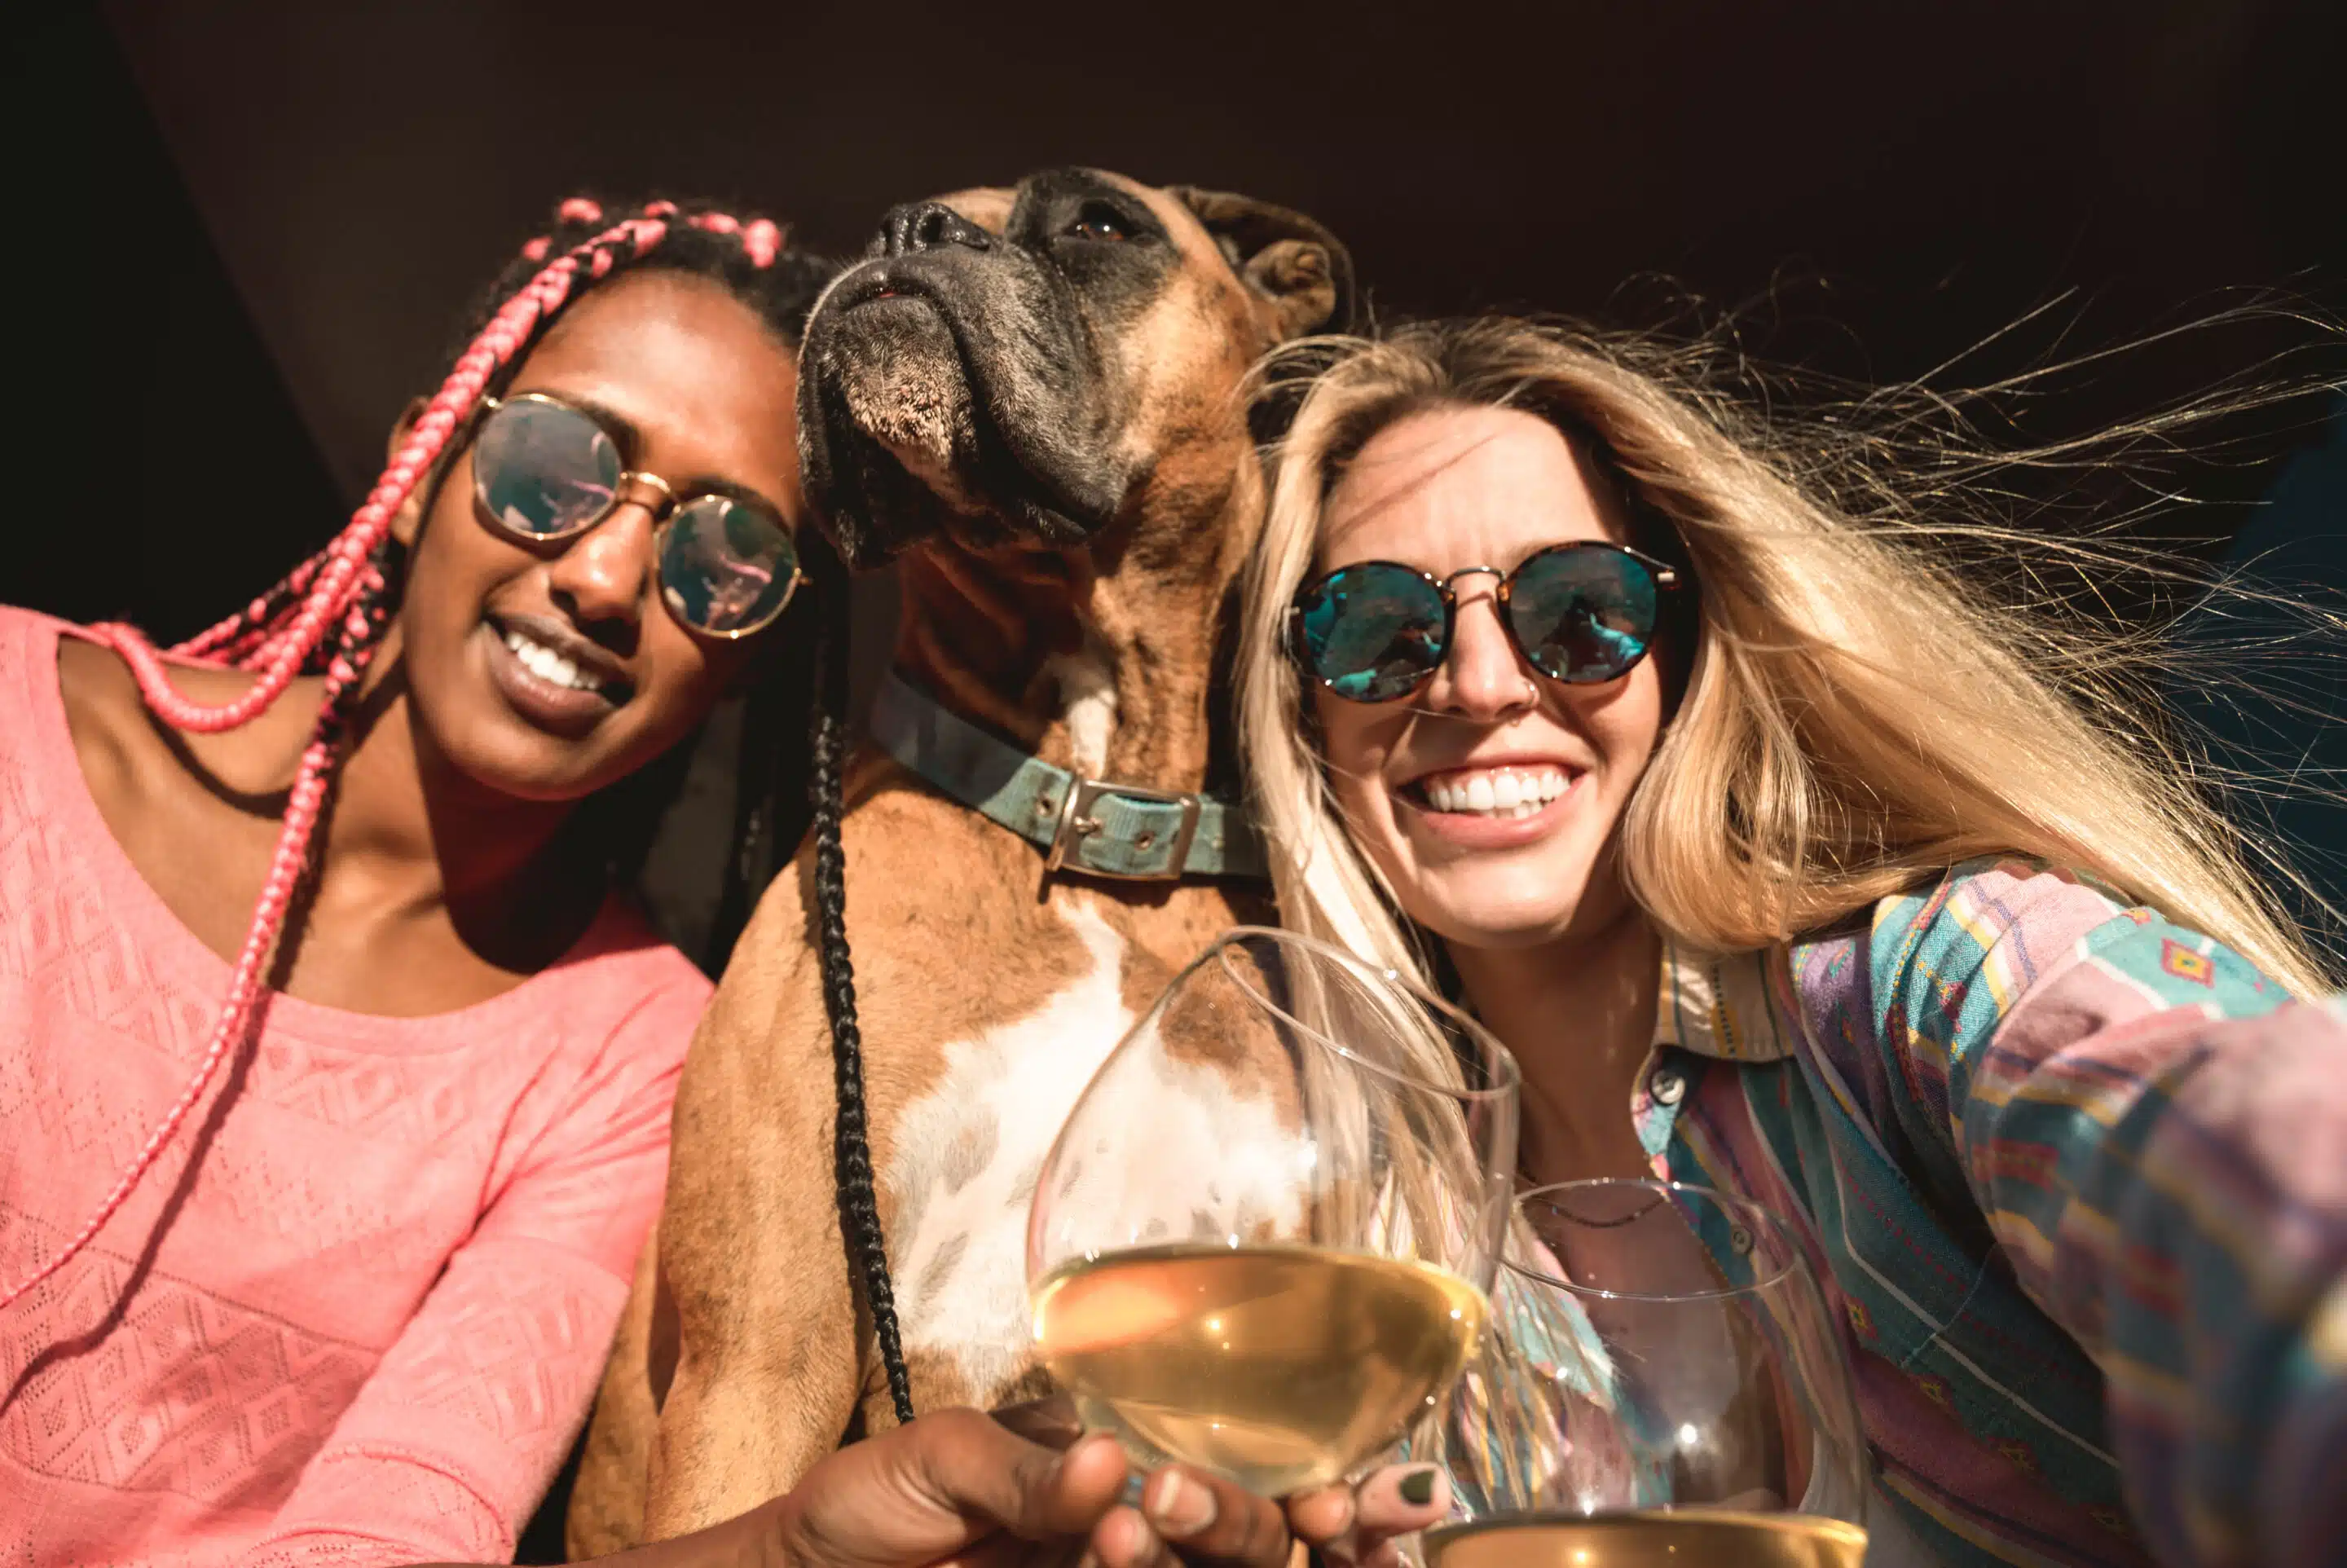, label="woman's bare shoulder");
[57,632,317,804]
[53,632,149,804]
